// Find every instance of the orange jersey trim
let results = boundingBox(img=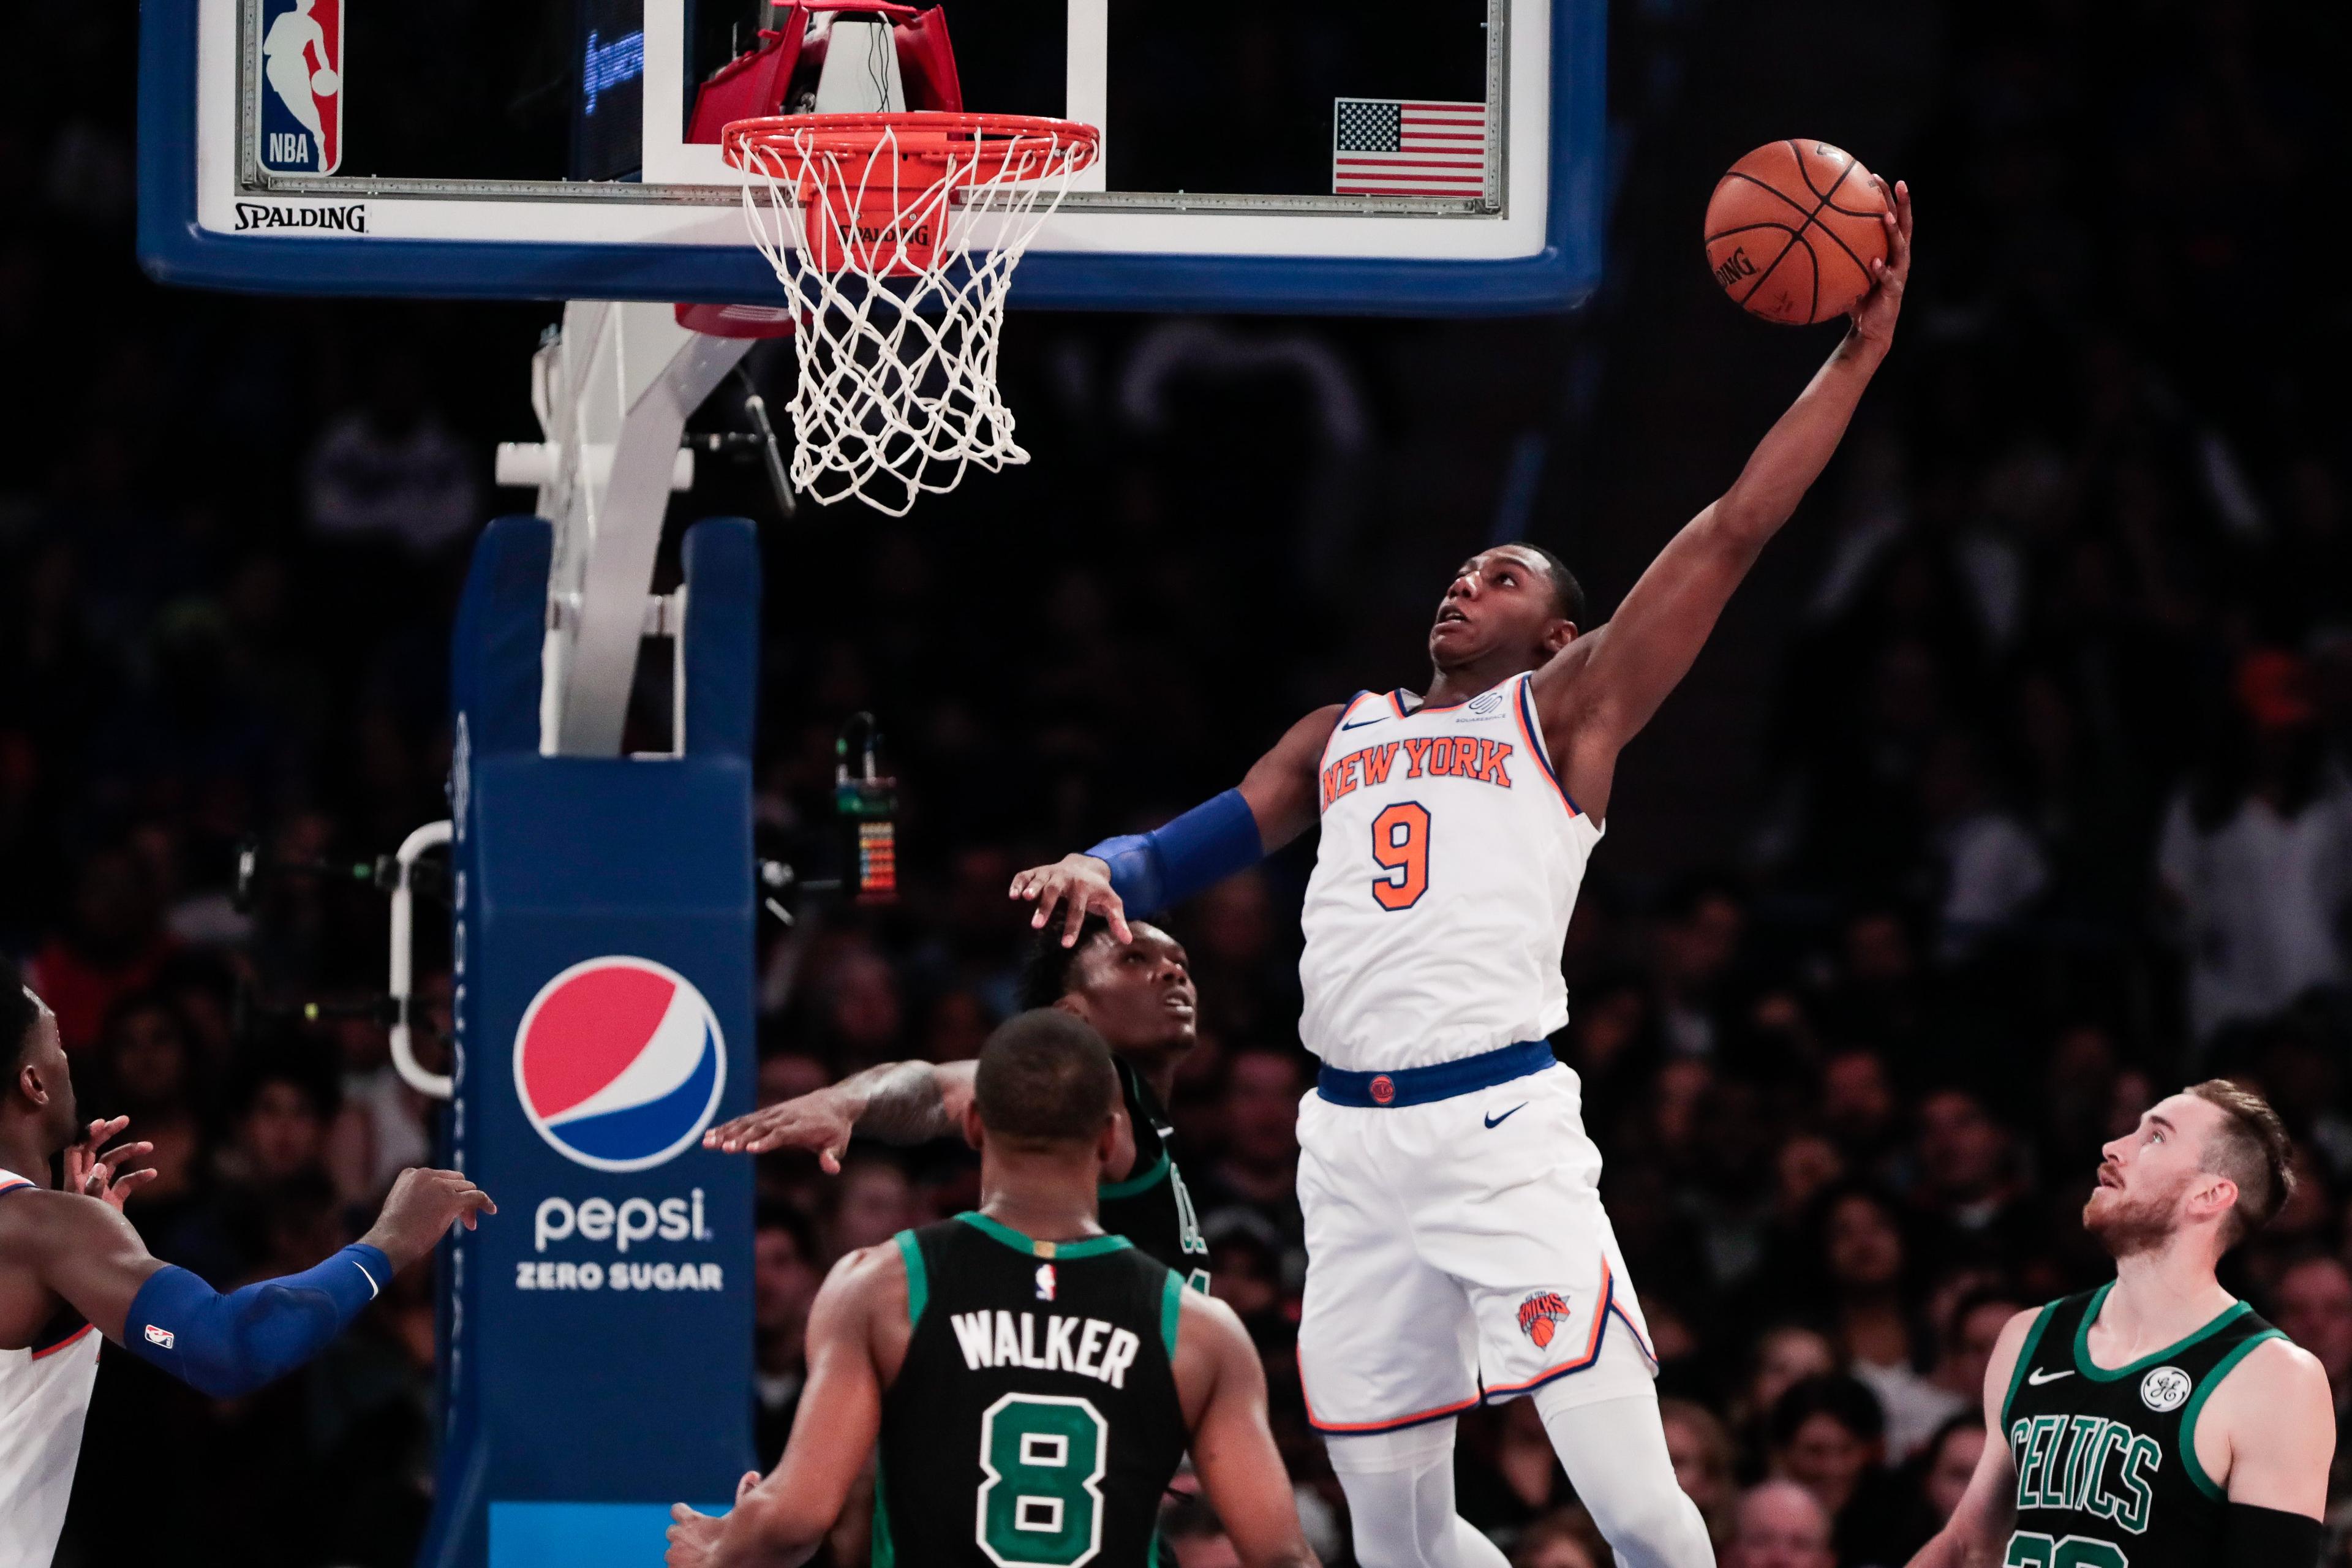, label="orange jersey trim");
[1481,1257,1617,1397]
[1510,675,1580,818]
[30,1322,95,1361]
[1298,1347,1482,1434]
